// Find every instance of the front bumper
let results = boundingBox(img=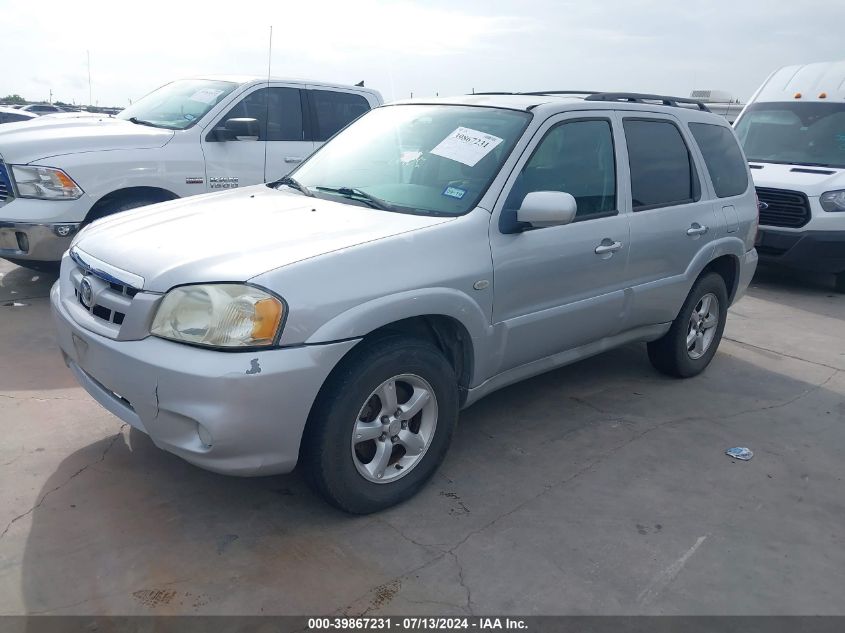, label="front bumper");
[756,228,845,274]
[0,220,80,261]
[51,281,359,476]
